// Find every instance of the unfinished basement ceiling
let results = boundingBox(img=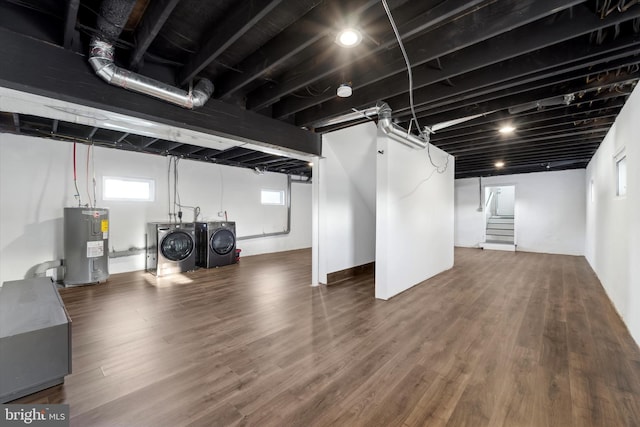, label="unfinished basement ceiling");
[0,0,639,178]
[0,111,313,177]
